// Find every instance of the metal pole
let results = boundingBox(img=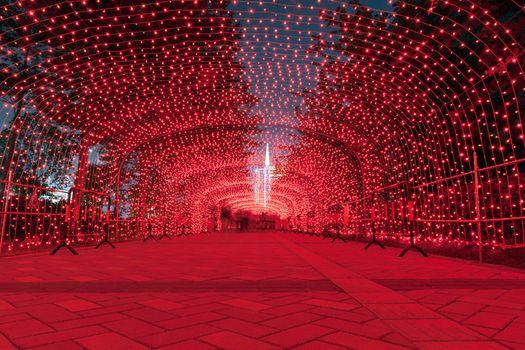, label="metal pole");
[115,168,121,238]
[113,157,127,238]
[473,155,483,264]
[66,188,74,244]
[107,194,111,237]
[0,171,13,255]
